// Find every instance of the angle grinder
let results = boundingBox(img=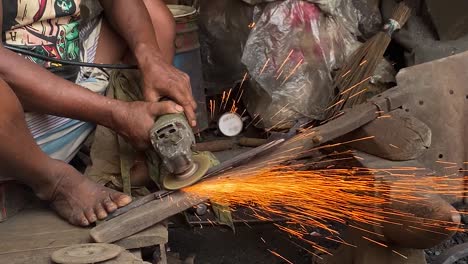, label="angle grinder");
[150,113,212,190]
